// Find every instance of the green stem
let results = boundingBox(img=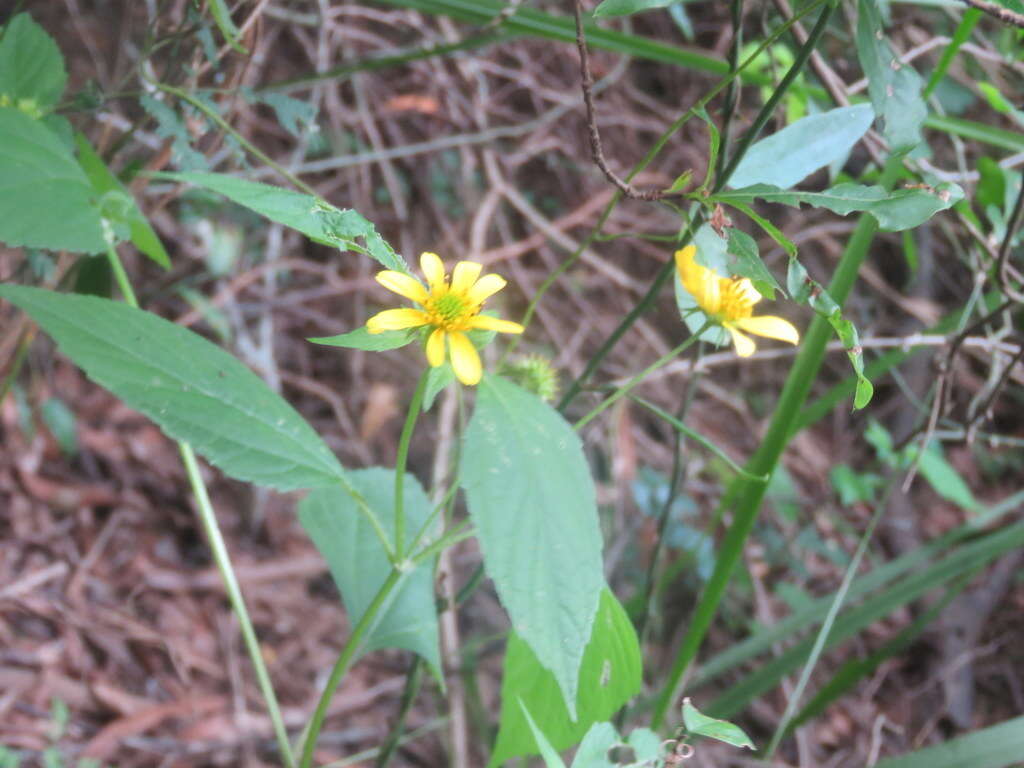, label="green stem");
[716,2,835,189]
[181,443,296,768]
[573,324,708,430]
[764,478,894,758]
[650,158,902,729]
[394,370,429,560]
[104,238,139,307]
[148,79,318,196]
[105,244,295,768]
[300,569,406,768]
